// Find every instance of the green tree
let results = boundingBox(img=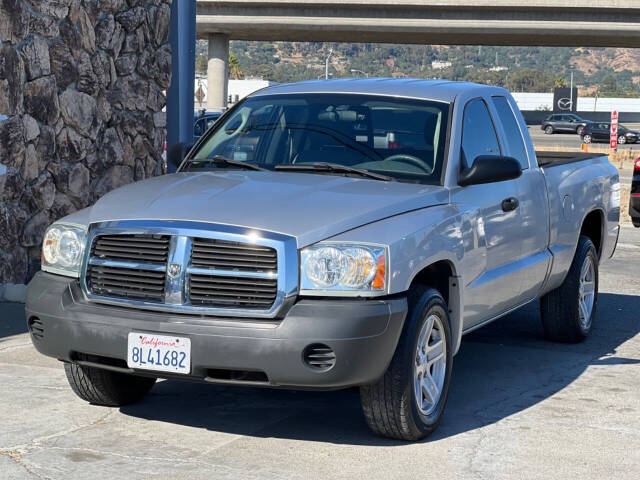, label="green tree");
[601,75,617,95]
[507,69,553,93]
[229,52,244,79]
[554,77,568,88]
